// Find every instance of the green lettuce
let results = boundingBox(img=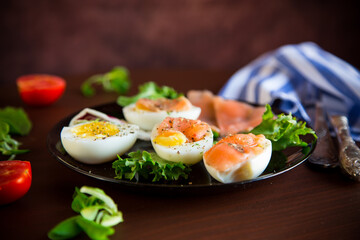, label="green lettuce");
[0,107,32,135]
[117,81,183,107]
[250,104,317,151]
[48,186,123,240]
[0,107,32,160]
[112,150,191,182]
[81,66,131,97]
